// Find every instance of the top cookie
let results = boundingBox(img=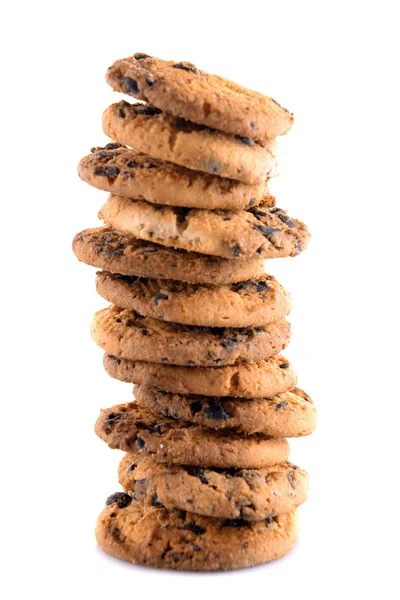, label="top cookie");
[78,143,275,211]
[106,53,294,143]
